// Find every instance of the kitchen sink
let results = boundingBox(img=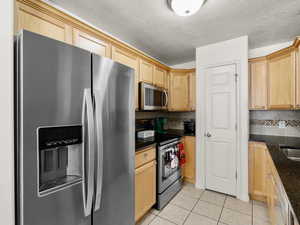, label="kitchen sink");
[281,147,300,162]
